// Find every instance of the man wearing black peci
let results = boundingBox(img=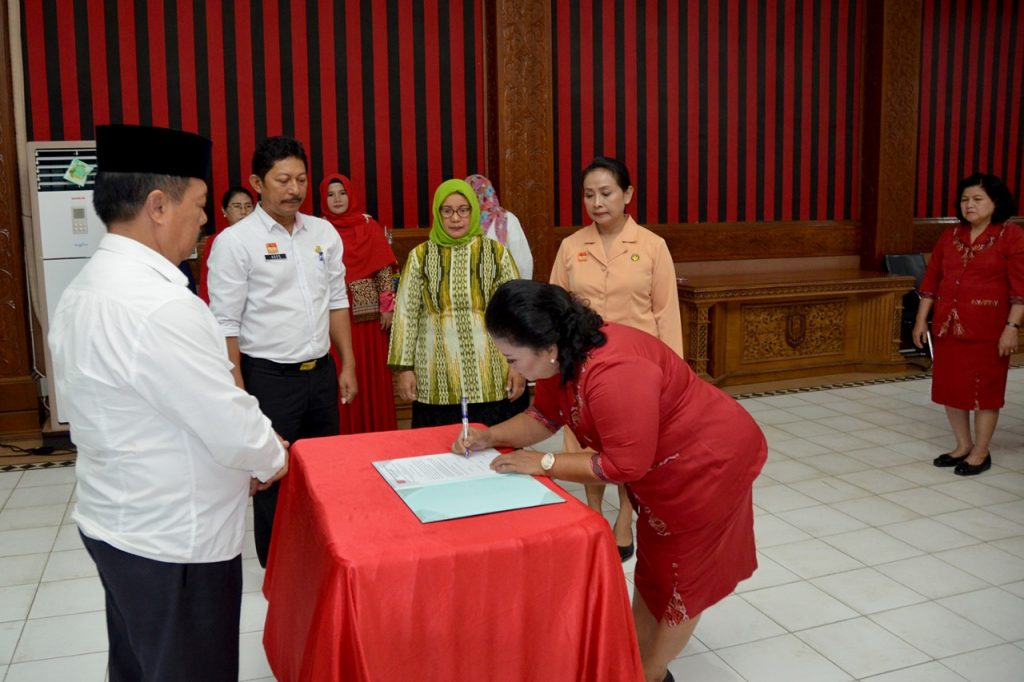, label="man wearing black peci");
[48,123,288,681]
